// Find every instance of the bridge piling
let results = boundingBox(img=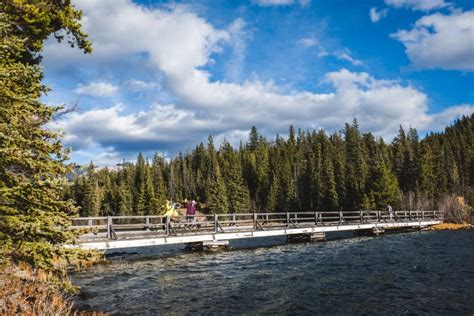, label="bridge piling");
[184,240,230,251]
[287,232,326,243]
